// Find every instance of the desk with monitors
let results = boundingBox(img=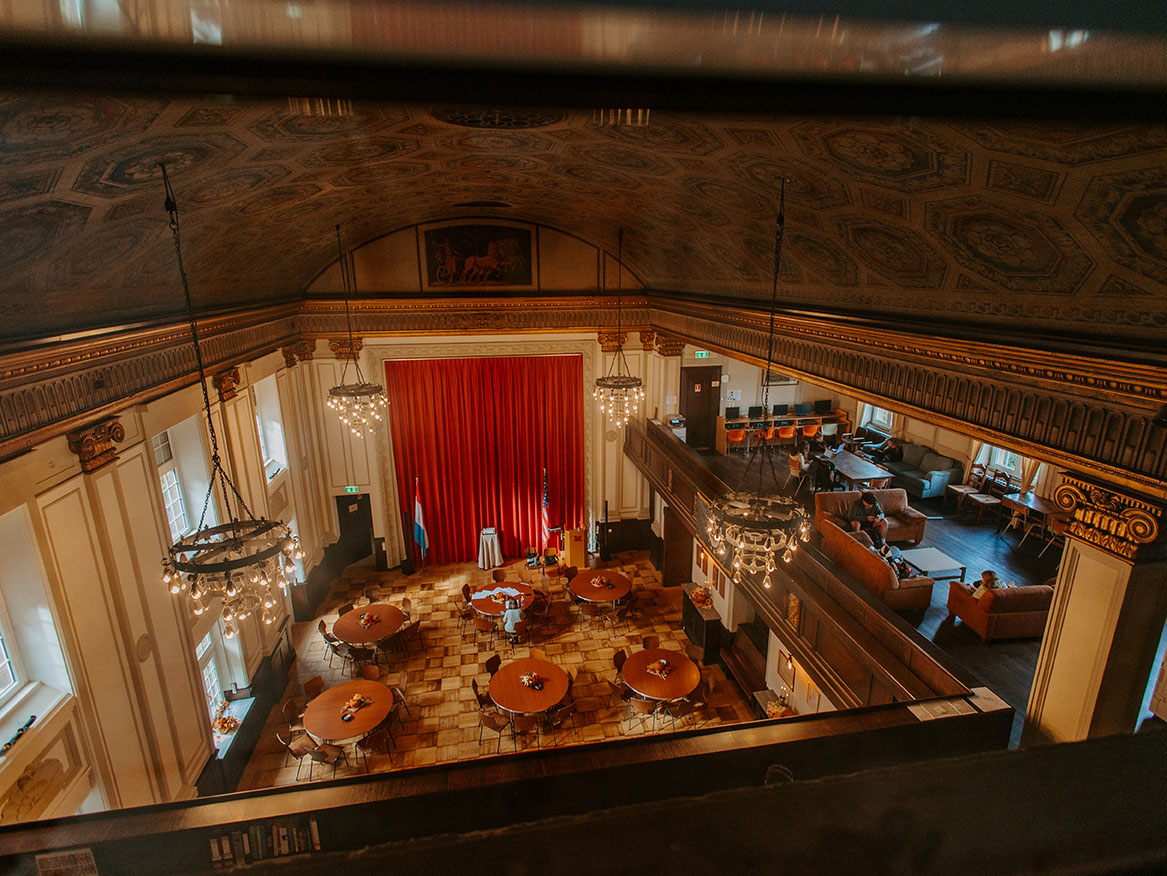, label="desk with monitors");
[715,404,850,454]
